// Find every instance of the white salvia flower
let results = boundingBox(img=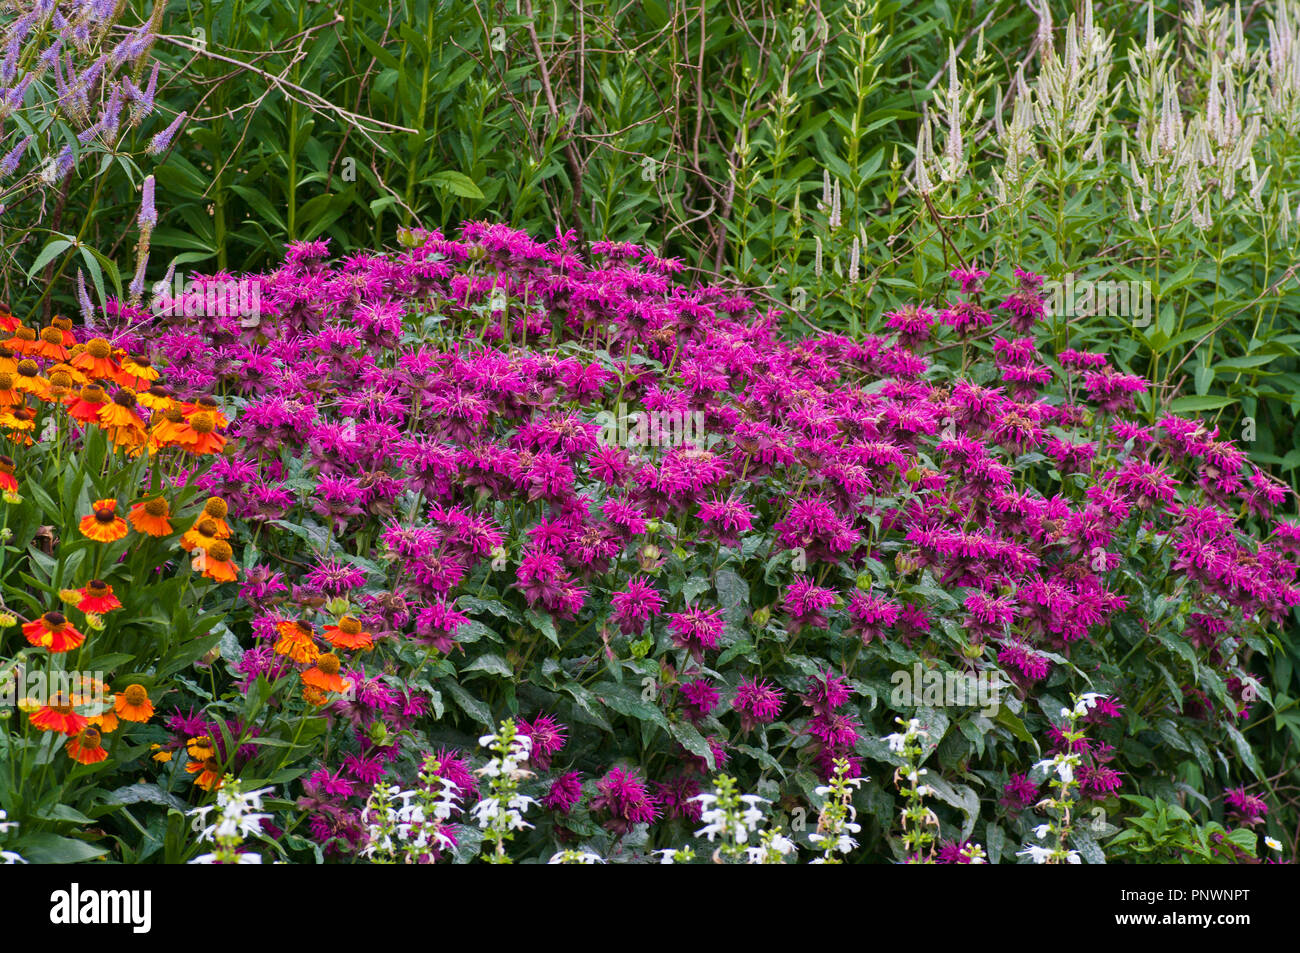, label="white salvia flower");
[885,732,907,752]
[1017,844,1053,864]
[549,849,604,864]
[694,807,732,842]
[770,833,797,855]
[188,778,276,864]
[0,850,28,864]
[1033,823,1053,839]
[809,828,859,855]
[191,851,262,864]
[471,796,500,826]
[1074,692,1104,716]
[1064,850,1082,864]
[739,794,768,831]
[0,809,21,835]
